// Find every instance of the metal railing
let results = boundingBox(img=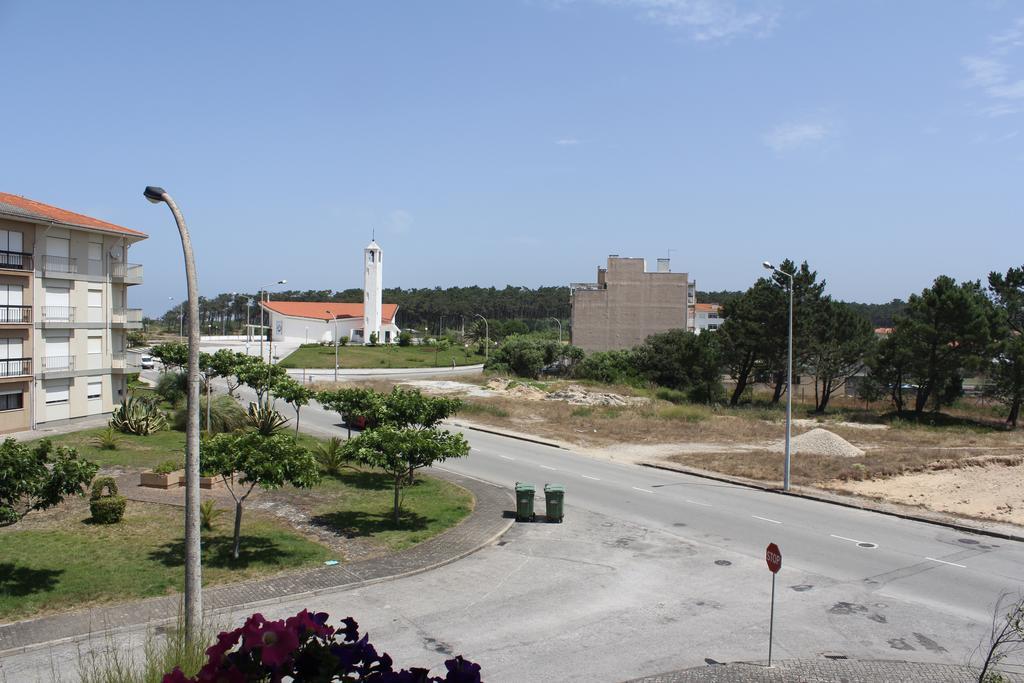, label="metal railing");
[111,308,143,324]
[42,306,75,323]
[111,262,143,281]
[0,305,31,323]
[41,255,78,274]
[0,358,30,377]
[0,251,32,271]
[41,355,75,372]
